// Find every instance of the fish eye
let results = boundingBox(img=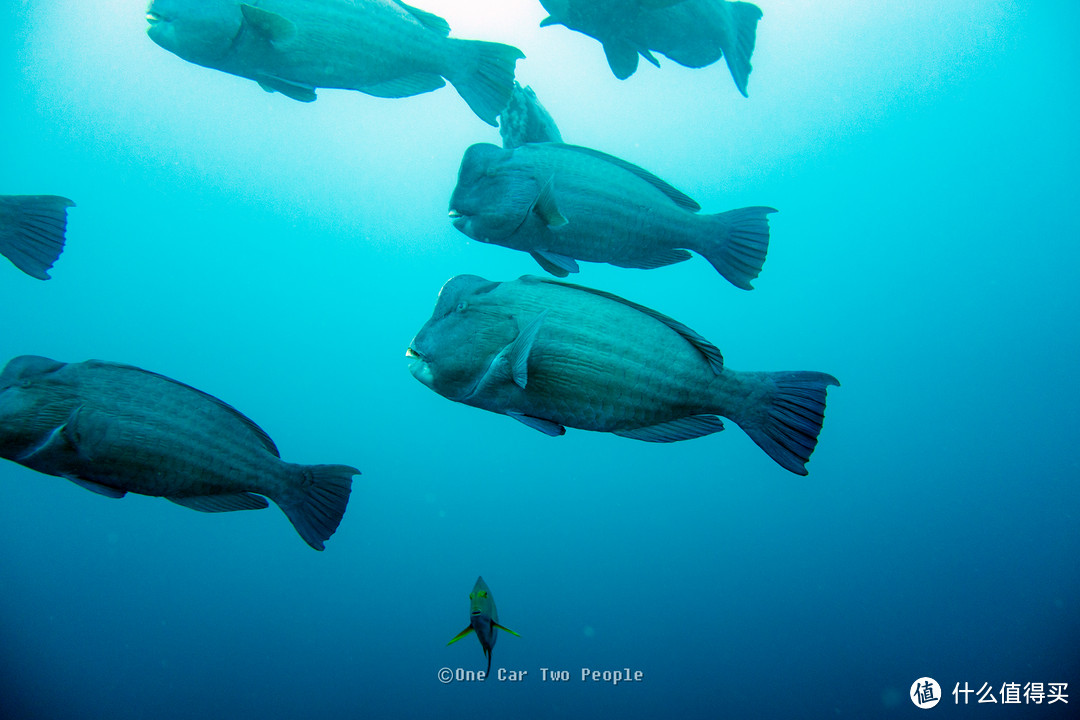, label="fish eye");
[456,301,468,312]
